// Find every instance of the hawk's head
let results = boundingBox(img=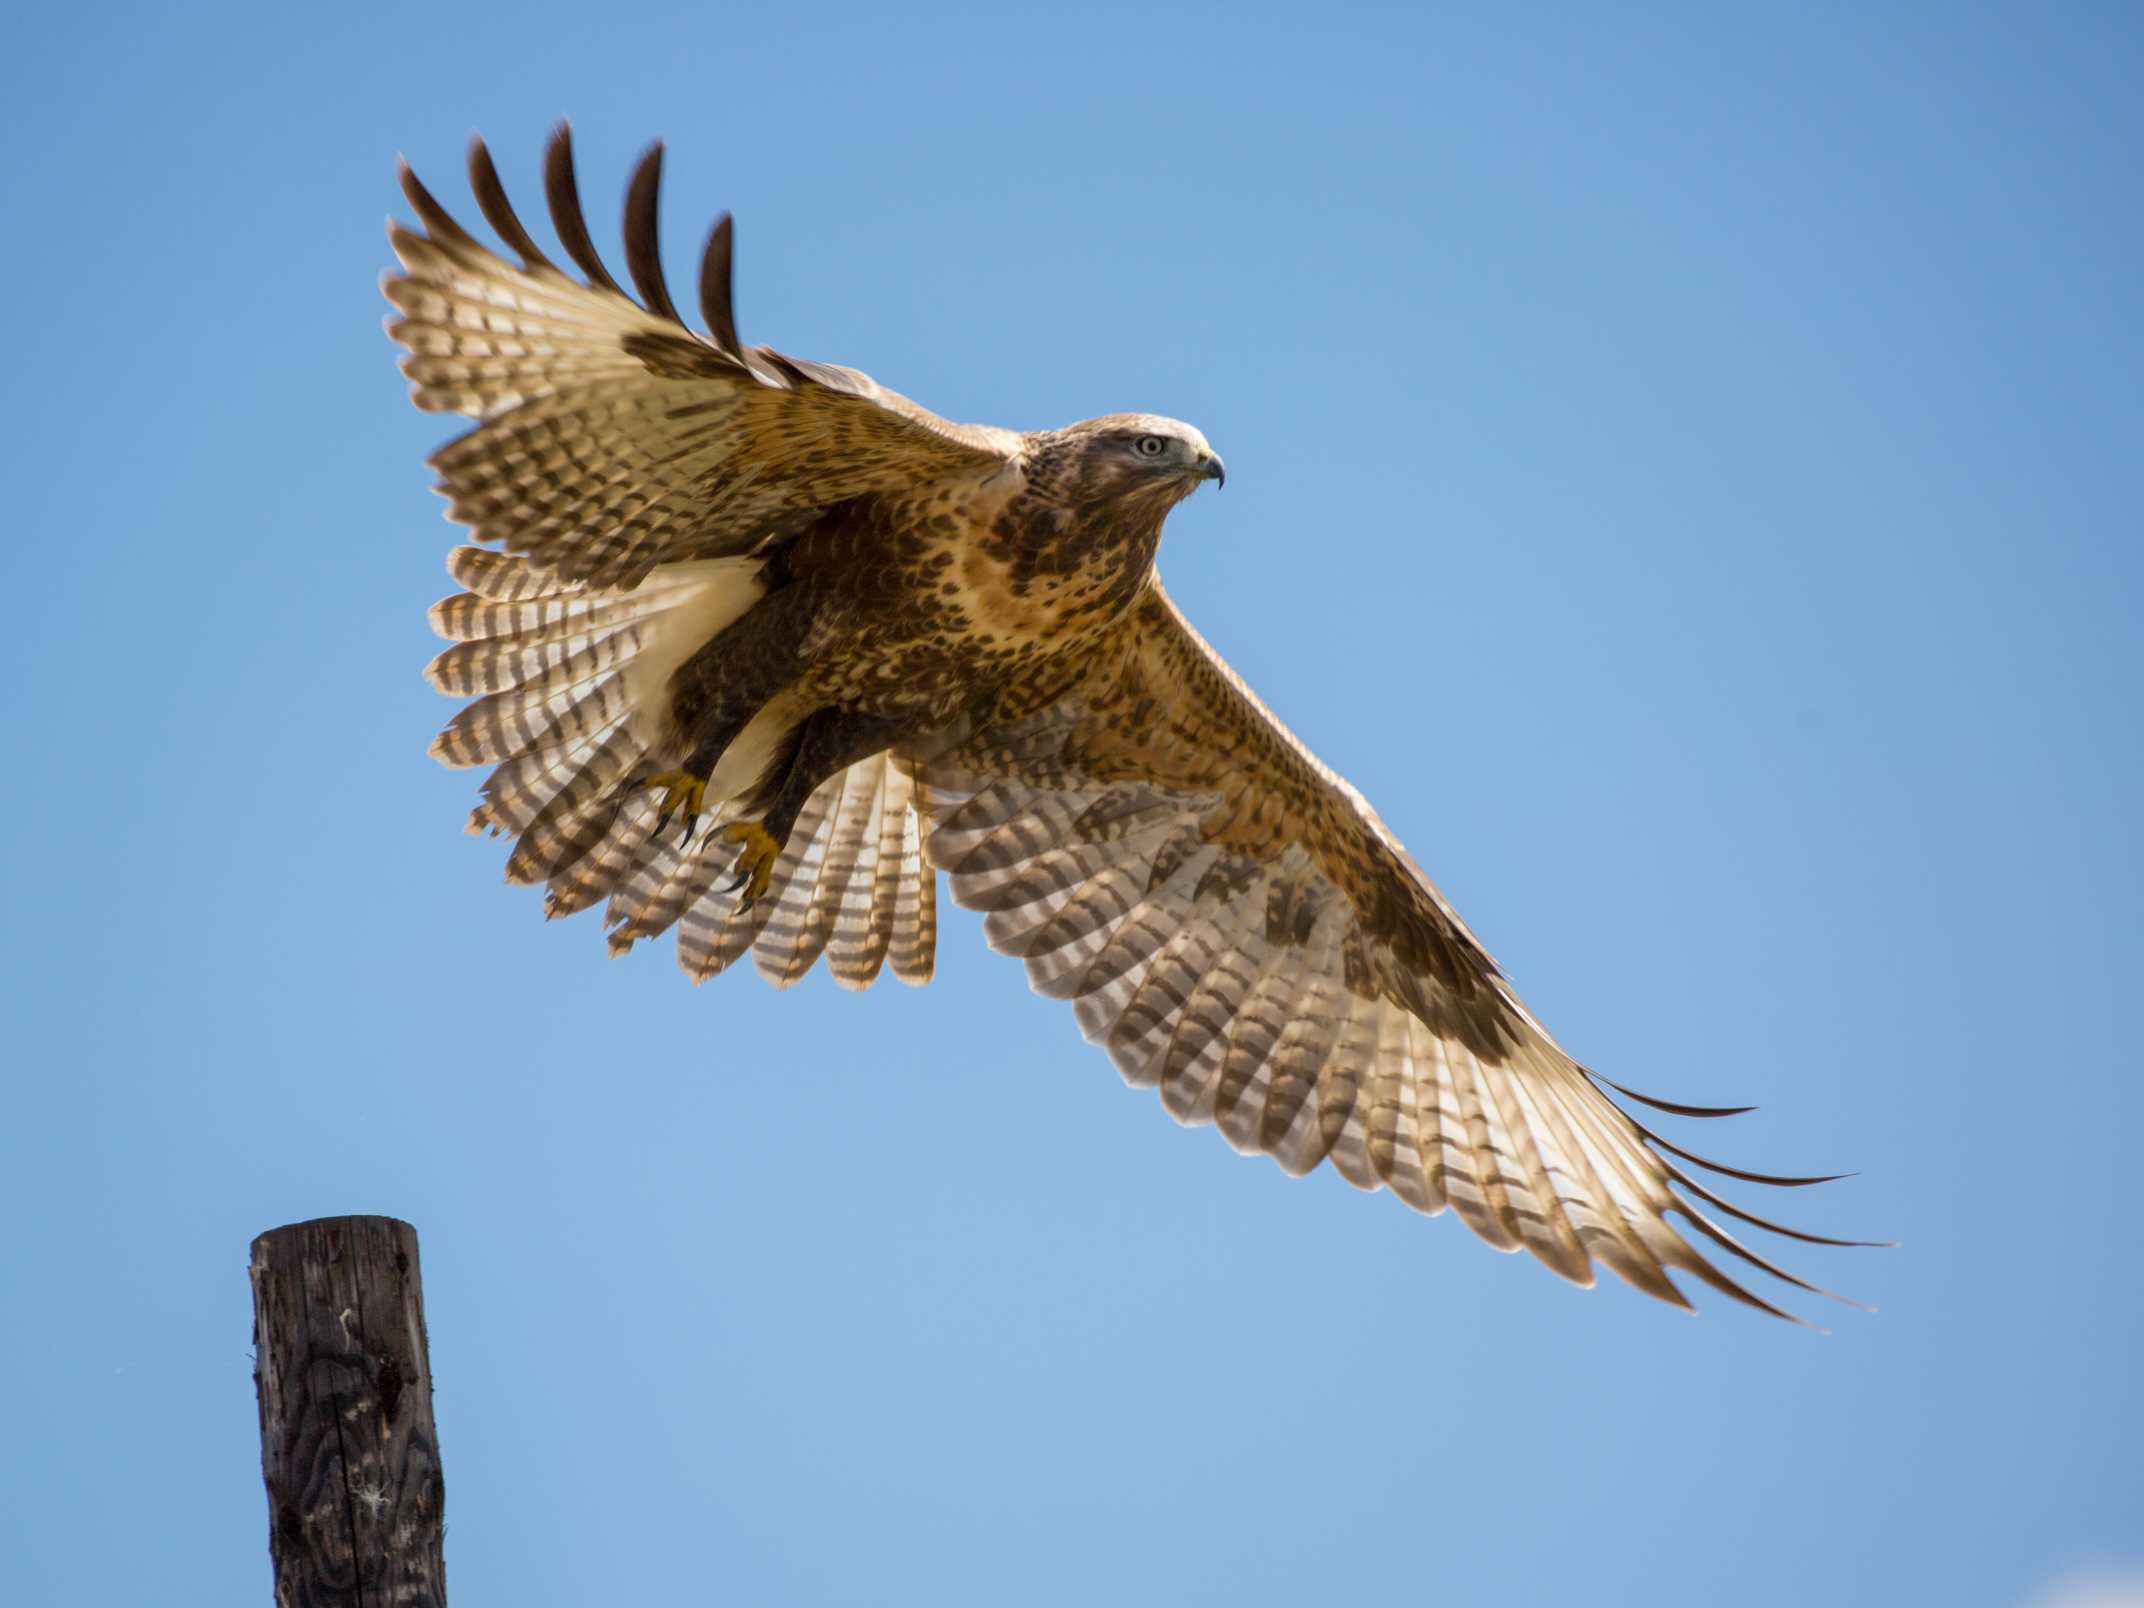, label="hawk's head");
[1032,413,1225,512]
